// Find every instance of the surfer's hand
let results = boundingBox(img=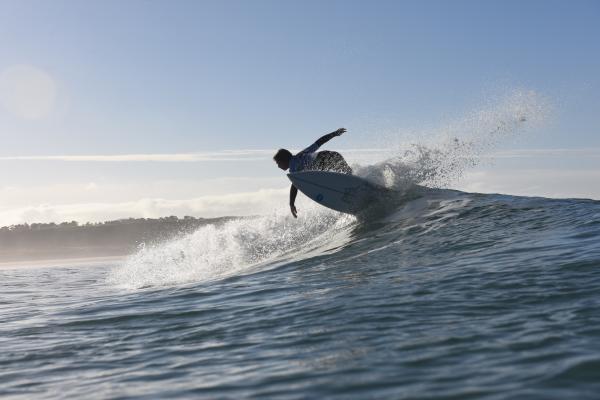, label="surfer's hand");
[334,128,346,136]
[290,204,298,218]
